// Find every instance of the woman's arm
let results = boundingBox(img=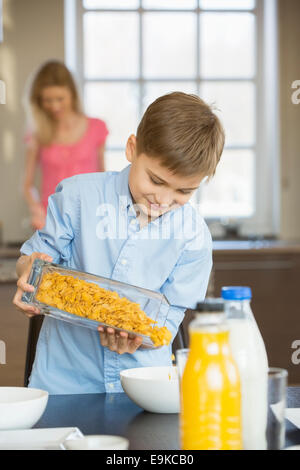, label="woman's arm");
[23,138,46,230]
[23,137,40,208]
[97,144,105,172]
